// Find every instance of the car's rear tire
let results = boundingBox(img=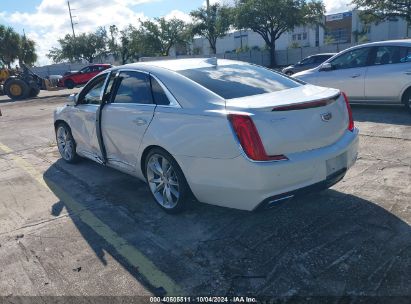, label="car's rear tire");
[145,148,190,214]
[403,88,411,114]
[65,79,75,89]
[56,123,79,163]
